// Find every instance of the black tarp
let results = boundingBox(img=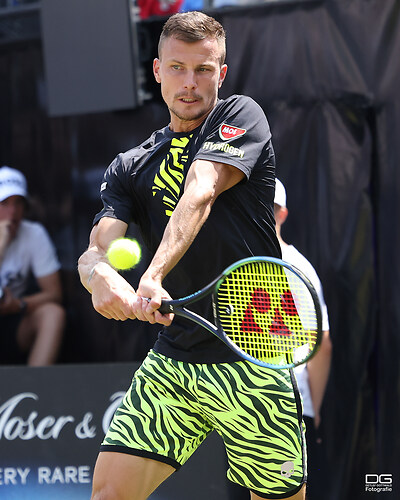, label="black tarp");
[0,0,399,498]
